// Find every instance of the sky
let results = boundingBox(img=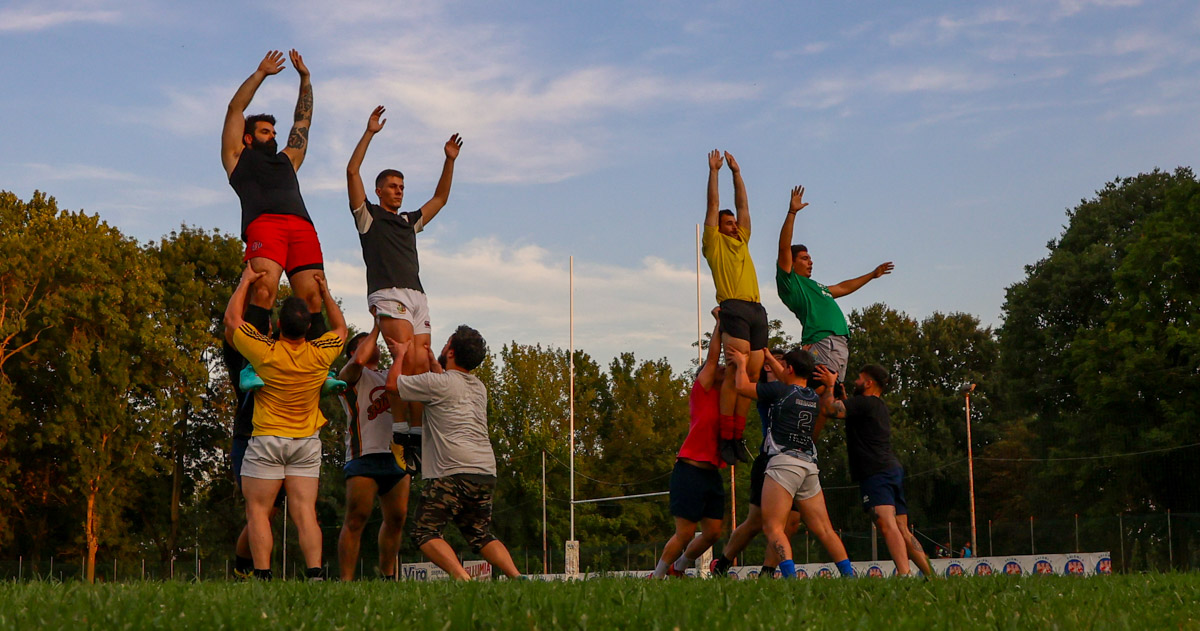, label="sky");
[3,0,1198,370]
